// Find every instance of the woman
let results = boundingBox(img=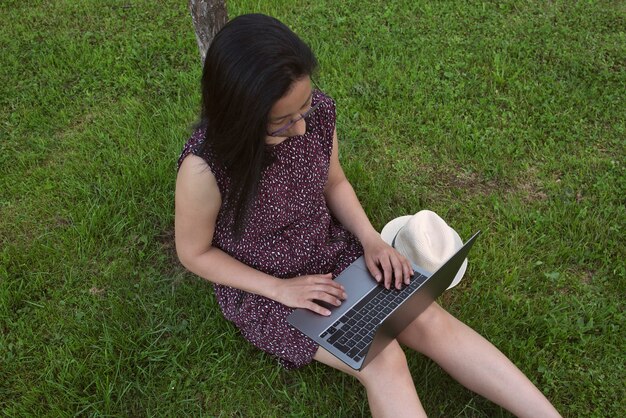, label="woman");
[175,13,560,417]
